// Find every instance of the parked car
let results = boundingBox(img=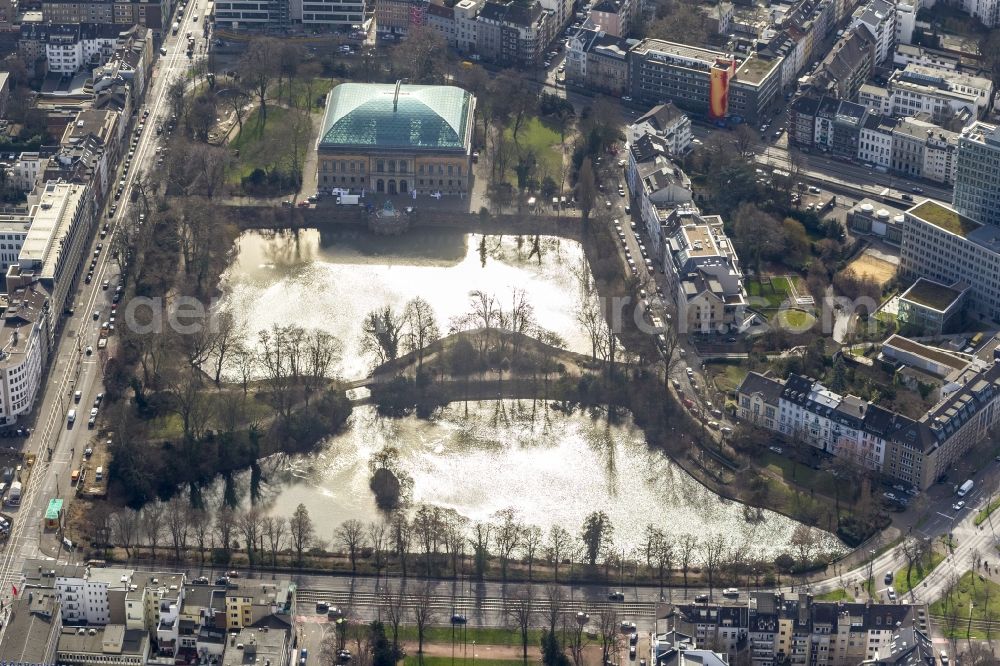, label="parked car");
[608,591,625,601]
[952,500,966,511]
[722,588,739,597]
[450,614,468,624]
